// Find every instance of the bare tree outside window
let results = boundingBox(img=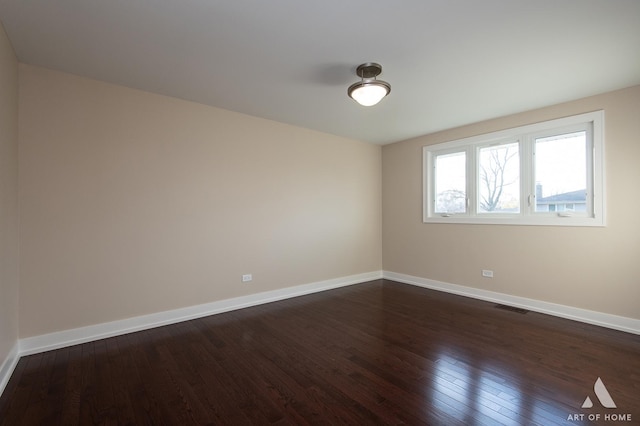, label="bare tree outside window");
[479,142,520,213]
[436,189,466,213]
